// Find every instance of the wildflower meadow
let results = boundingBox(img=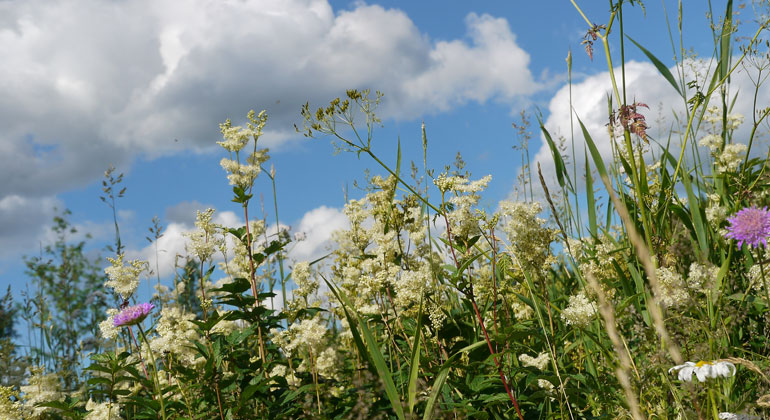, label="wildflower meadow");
[3,1,770,419]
